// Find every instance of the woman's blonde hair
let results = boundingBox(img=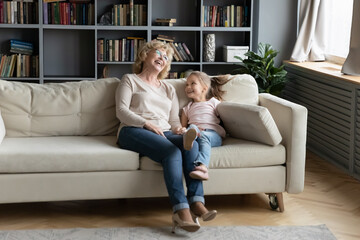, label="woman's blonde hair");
[132,40,174,80]
[188,71,230,101]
